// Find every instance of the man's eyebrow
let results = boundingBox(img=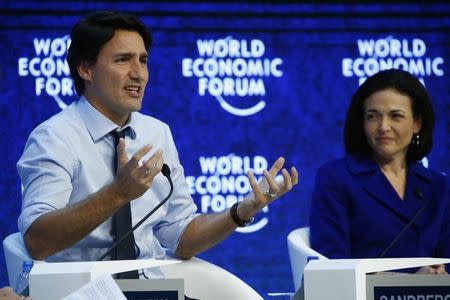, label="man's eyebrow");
[114,52,133,57]
[364,108,406,113]
[390,109,406,114]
